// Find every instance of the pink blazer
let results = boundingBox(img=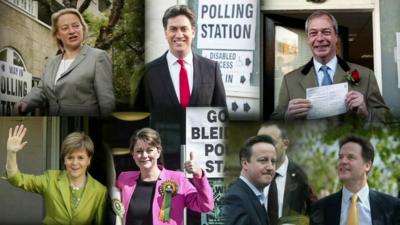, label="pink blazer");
[117,167,214,225]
